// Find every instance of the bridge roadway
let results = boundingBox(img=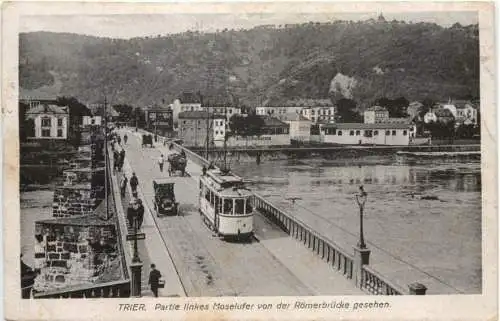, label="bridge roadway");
[119,128,364,296]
